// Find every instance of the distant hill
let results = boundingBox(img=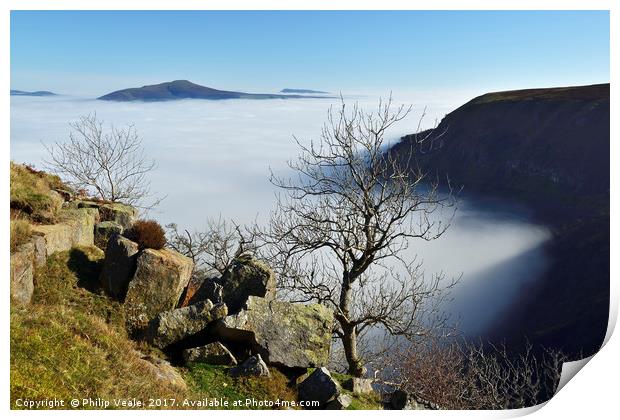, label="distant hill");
[11,90,57,97]
[98,80,331,102]
[280,88,329,94]
[390,83,610,358]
